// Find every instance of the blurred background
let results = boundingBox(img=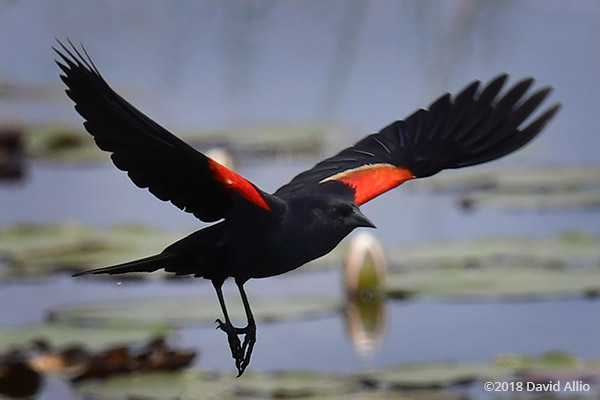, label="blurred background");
[1,1,599,399]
